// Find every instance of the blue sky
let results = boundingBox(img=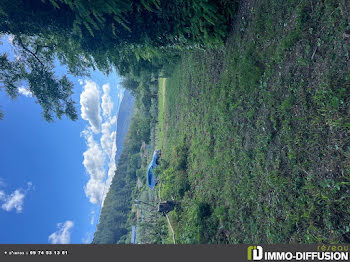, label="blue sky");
[0,35,124,244]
